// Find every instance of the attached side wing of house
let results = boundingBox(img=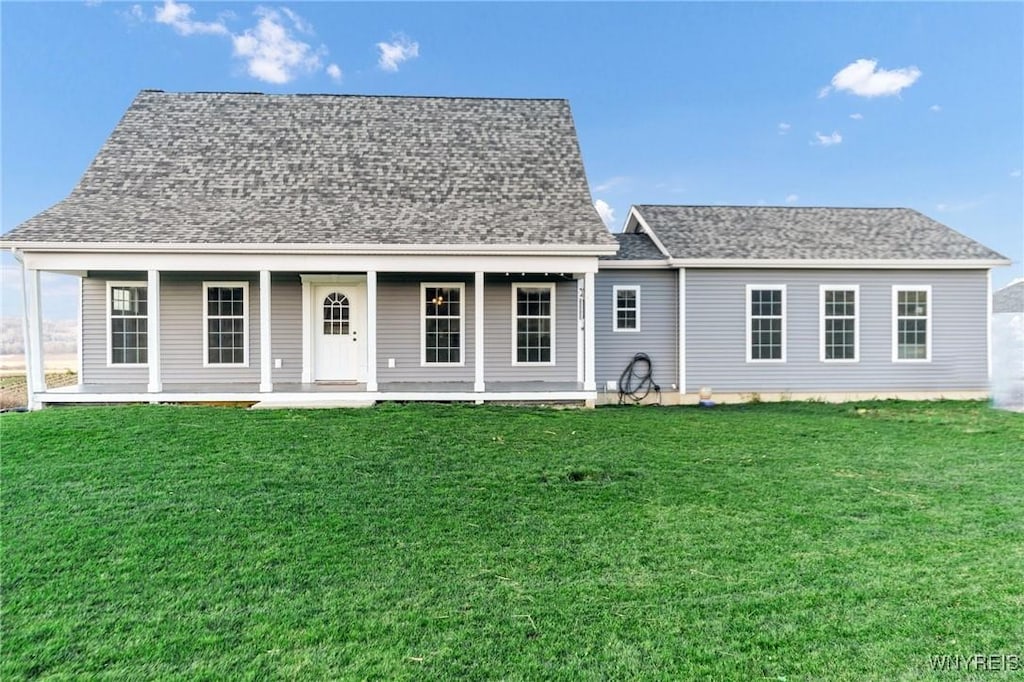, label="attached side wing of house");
[1,91,618,408]
[593,204,1010,403]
